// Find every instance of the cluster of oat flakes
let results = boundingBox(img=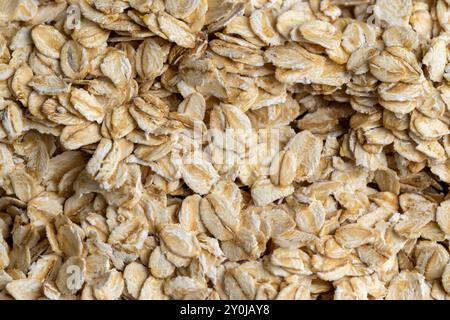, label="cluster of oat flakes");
[0,0,450,300]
